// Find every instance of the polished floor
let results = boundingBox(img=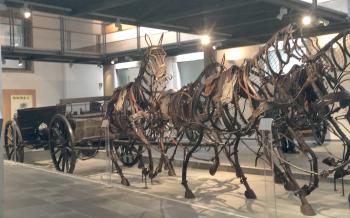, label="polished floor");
[4,160,350,218]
